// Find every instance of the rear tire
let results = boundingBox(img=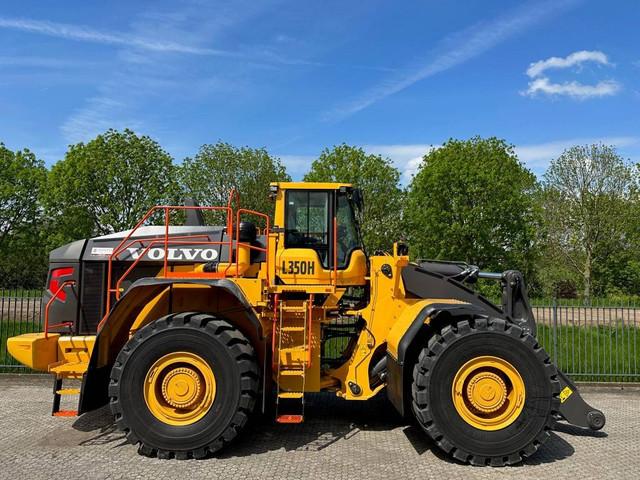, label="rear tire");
[109,312,259,459]
[411,317,560,466]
